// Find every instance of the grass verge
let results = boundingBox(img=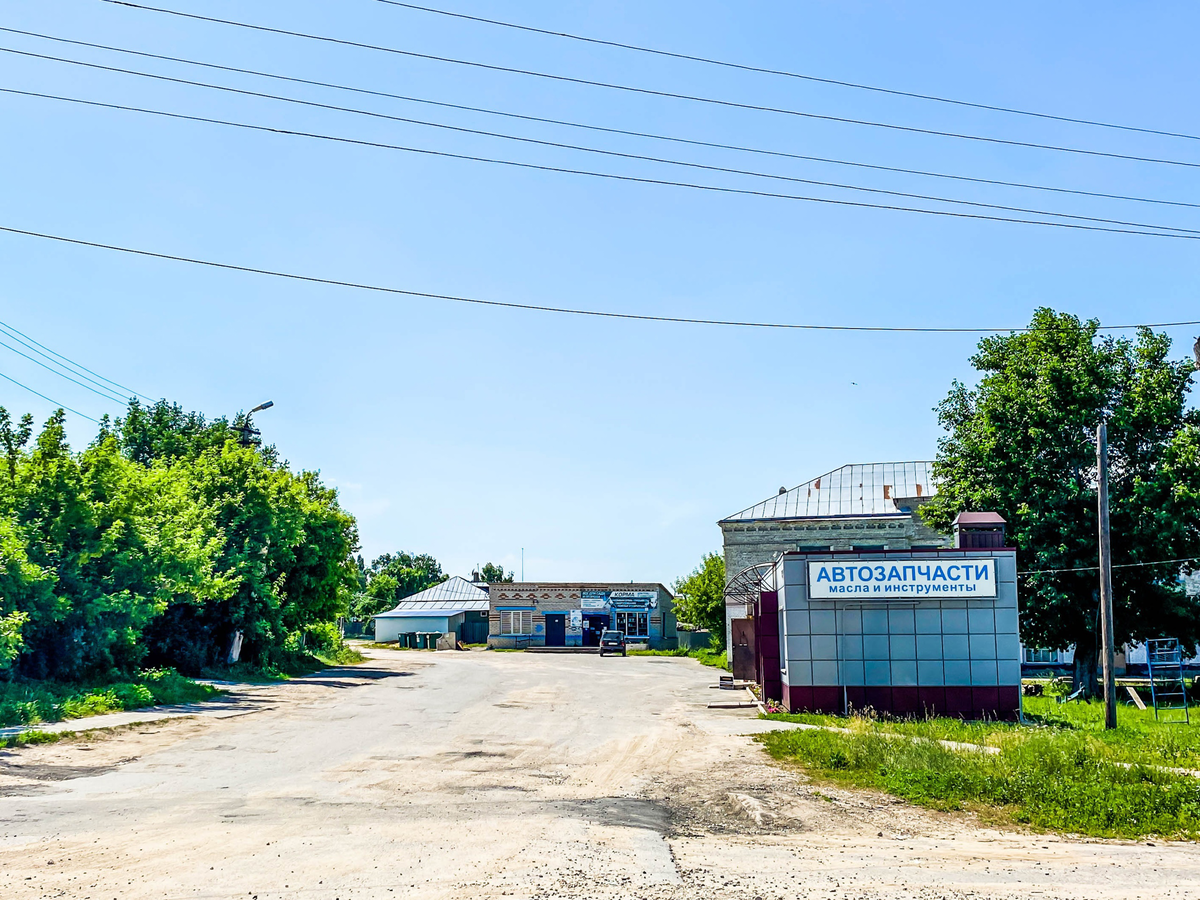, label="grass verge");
[0,669,220,728]
[628,647,730,669]
[757,723,1200,840]
[765,696,1200,771]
